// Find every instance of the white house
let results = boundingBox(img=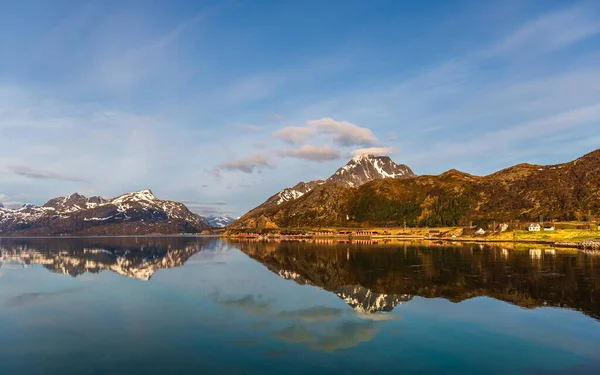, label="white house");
[528,223,541,232]
[475,228,486,235]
